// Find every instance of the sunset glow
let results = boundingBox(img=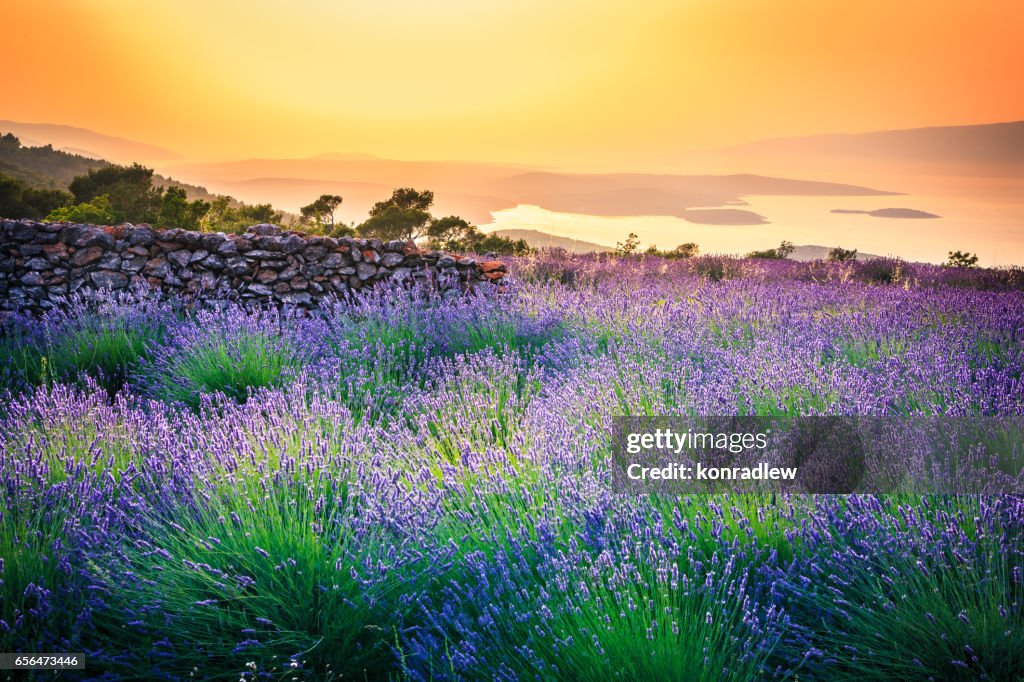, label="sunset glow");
[4,0,1023,167]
